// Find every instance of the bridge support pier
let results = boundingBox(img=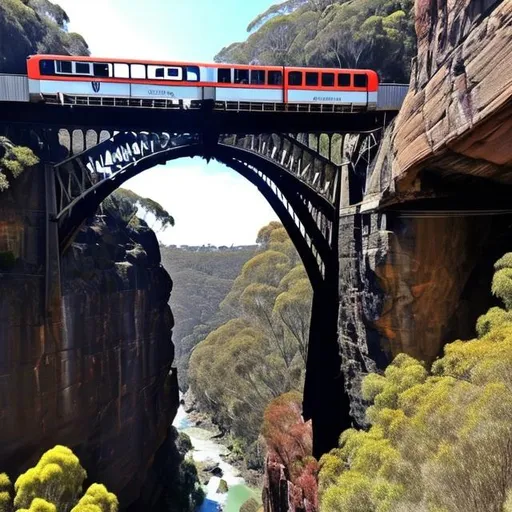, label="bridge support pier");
[305,280,351,458]
[44,163,62,355]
